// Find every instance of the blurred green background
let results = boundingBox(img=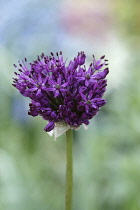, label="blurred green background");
[0,0,140,209]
